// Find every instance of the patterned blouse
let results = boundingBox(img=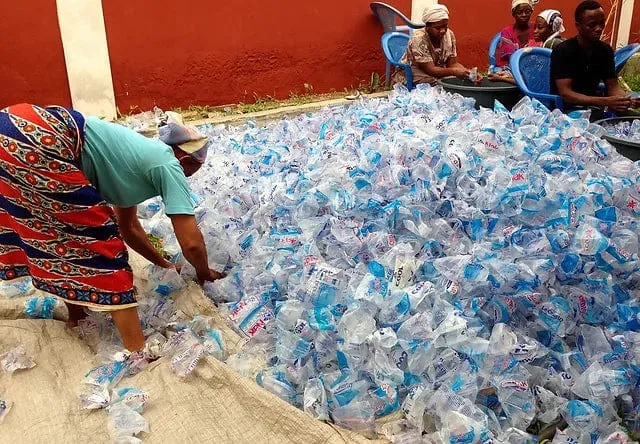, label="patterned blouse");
[393,29,458,85]
[496,25,536,68]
